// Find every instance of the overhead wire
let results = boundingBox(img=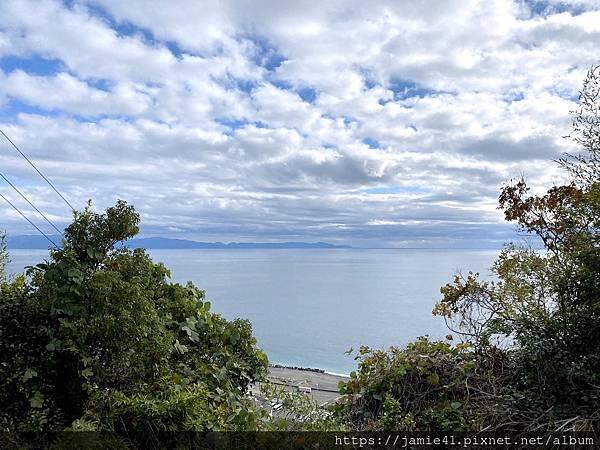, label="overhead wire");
[0,128,75,211]
[0,171,63,235]
[0,192,59,248]
[0,127,74,248]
